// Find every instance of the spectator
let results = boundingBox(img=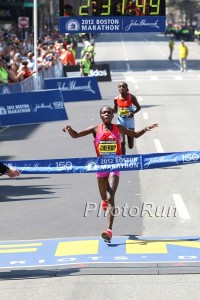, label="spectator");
[66,45,75,65]
[178,40,188,72]
[8,50,15,64]
[60,48,67,65]
[80,52,91,76]
[0,57,9,84]
[81,40,90,58]
[27,52,35,71]
[19,60,34,79]
[45,52,55,67]
[60,45,75,66]
[69,42,76,60]
[7,62,24,83]
[168,38,174,60]
[87,39,96,64]
[194,28,200,44]
[13,53,21,67]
